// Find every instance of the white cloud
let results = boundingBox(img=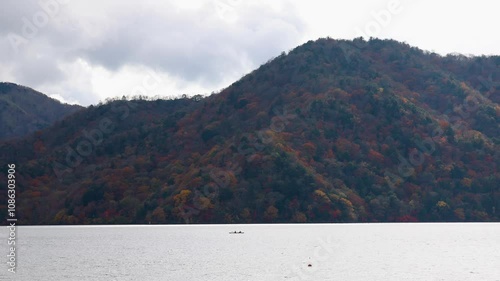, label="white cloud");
[292,0,499,55]
[48,93,80,105]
